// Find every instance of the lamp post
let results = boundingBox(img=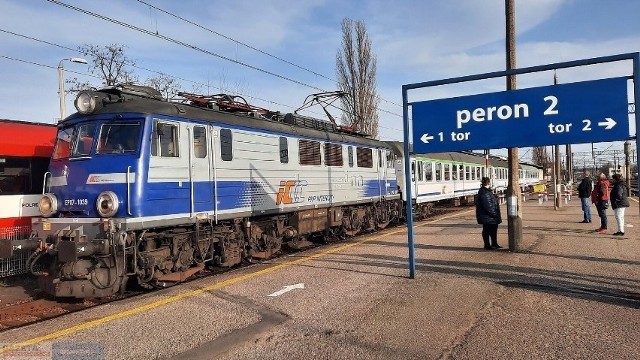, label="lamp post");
[58,57,88,120]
